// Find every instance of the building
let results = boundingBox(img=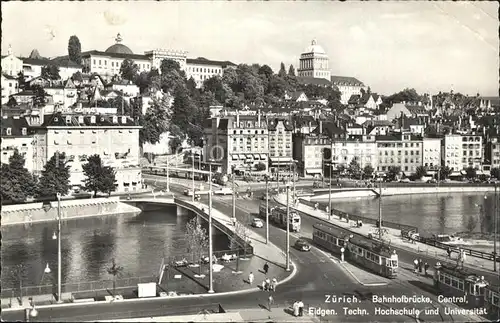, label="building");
[1,116,35,171]
[1,46,23,77]
[185,57,236,88]
[105,79,140,99]
[44,79,78,109]
[330,76,366,105]
[422,137,442,172]
[293,131,330,178]
[2,73,19,104]
[442,134,462,172]
[48,57,83,80]
[479,96,500,111]
[460,133,483,170]
[203,112,269,175]
[32,113,142,192]
[386,102,429,121]
[268,118,294,174]
[145,48,188,72]
[81,34,152,81]
[376,132,423,176]
[297,40,330,80]
[485,137,500,170]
